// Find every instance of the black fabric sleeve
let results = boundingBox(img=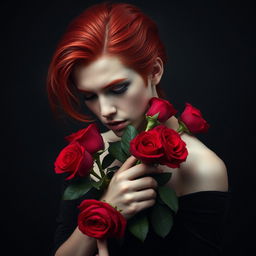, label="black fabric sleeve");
[167,191,231,256]
[107,191,231,256]
[51,180,97,255]
[51,188,231,256]
[52,198,81,254]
